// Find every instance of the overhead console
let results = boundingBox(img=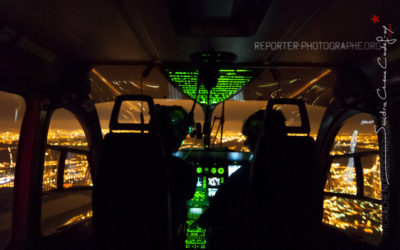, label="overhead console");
[163,52,262,149]
[162,52,261,107]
